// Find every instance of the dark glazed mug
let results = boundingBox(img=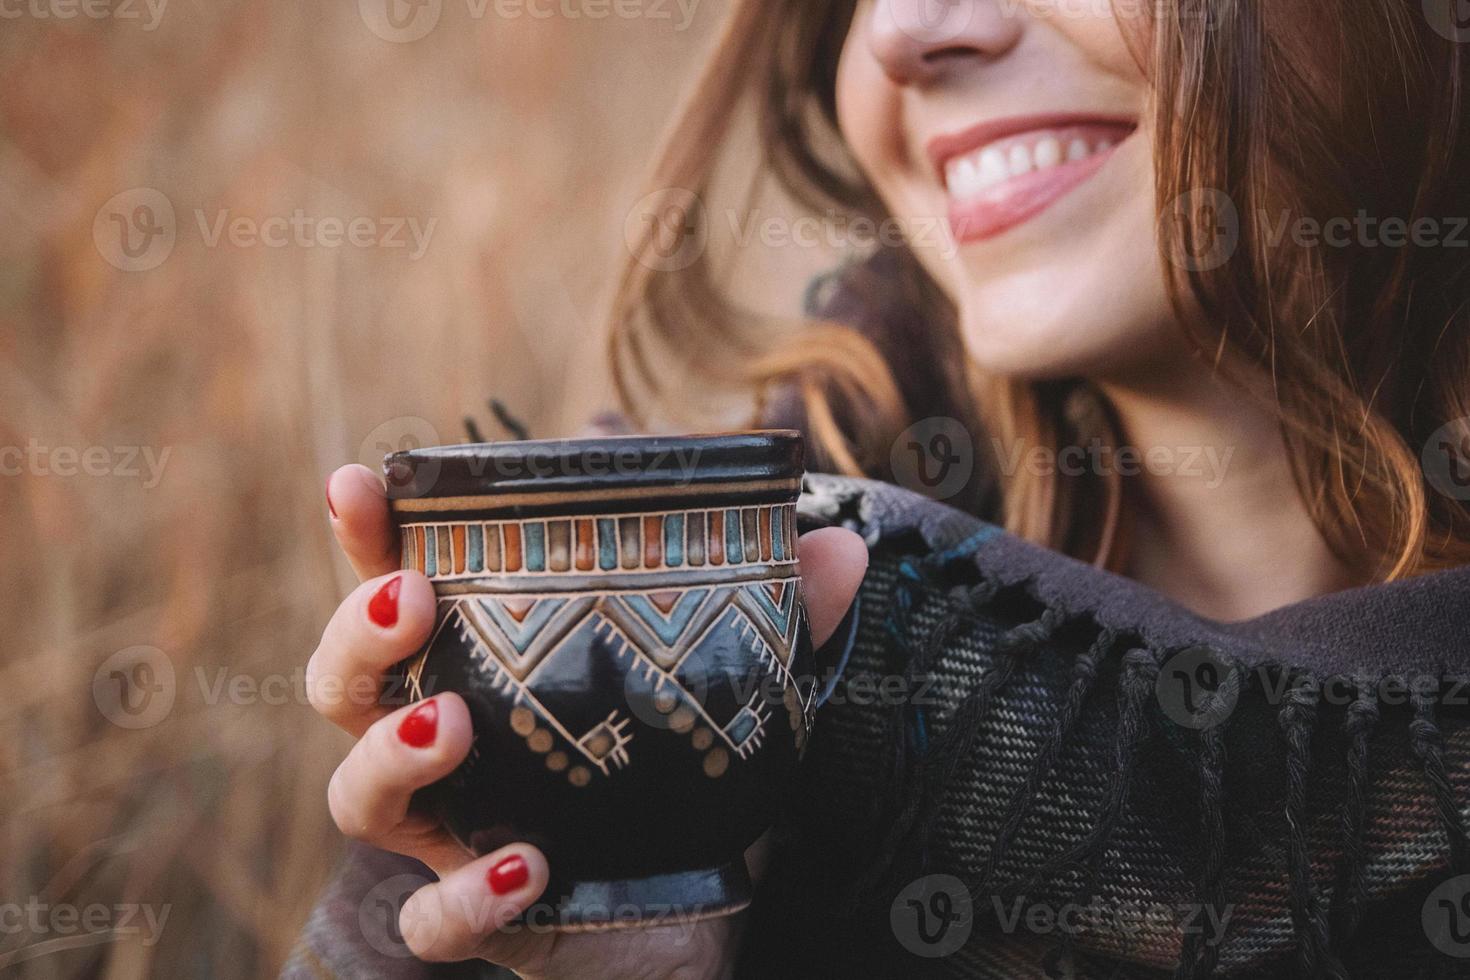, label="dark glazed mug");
[384,431,815,930]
